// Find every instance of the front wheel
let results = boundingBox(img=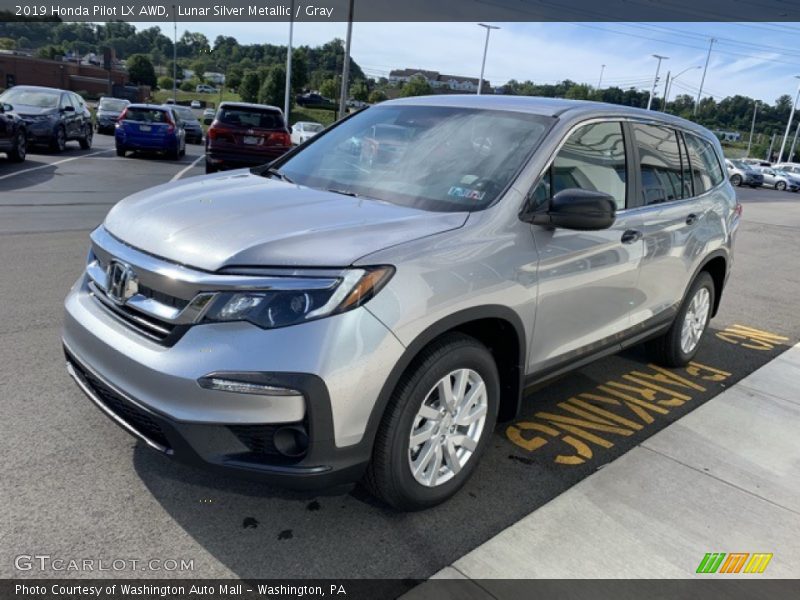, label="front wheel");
[730,174,742,186]
[364,333,499,511]
[8,130,26,162]
[79,124,92,149]
[776,181,787,191]
[647,271,715,367]
[51,127,66,153]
